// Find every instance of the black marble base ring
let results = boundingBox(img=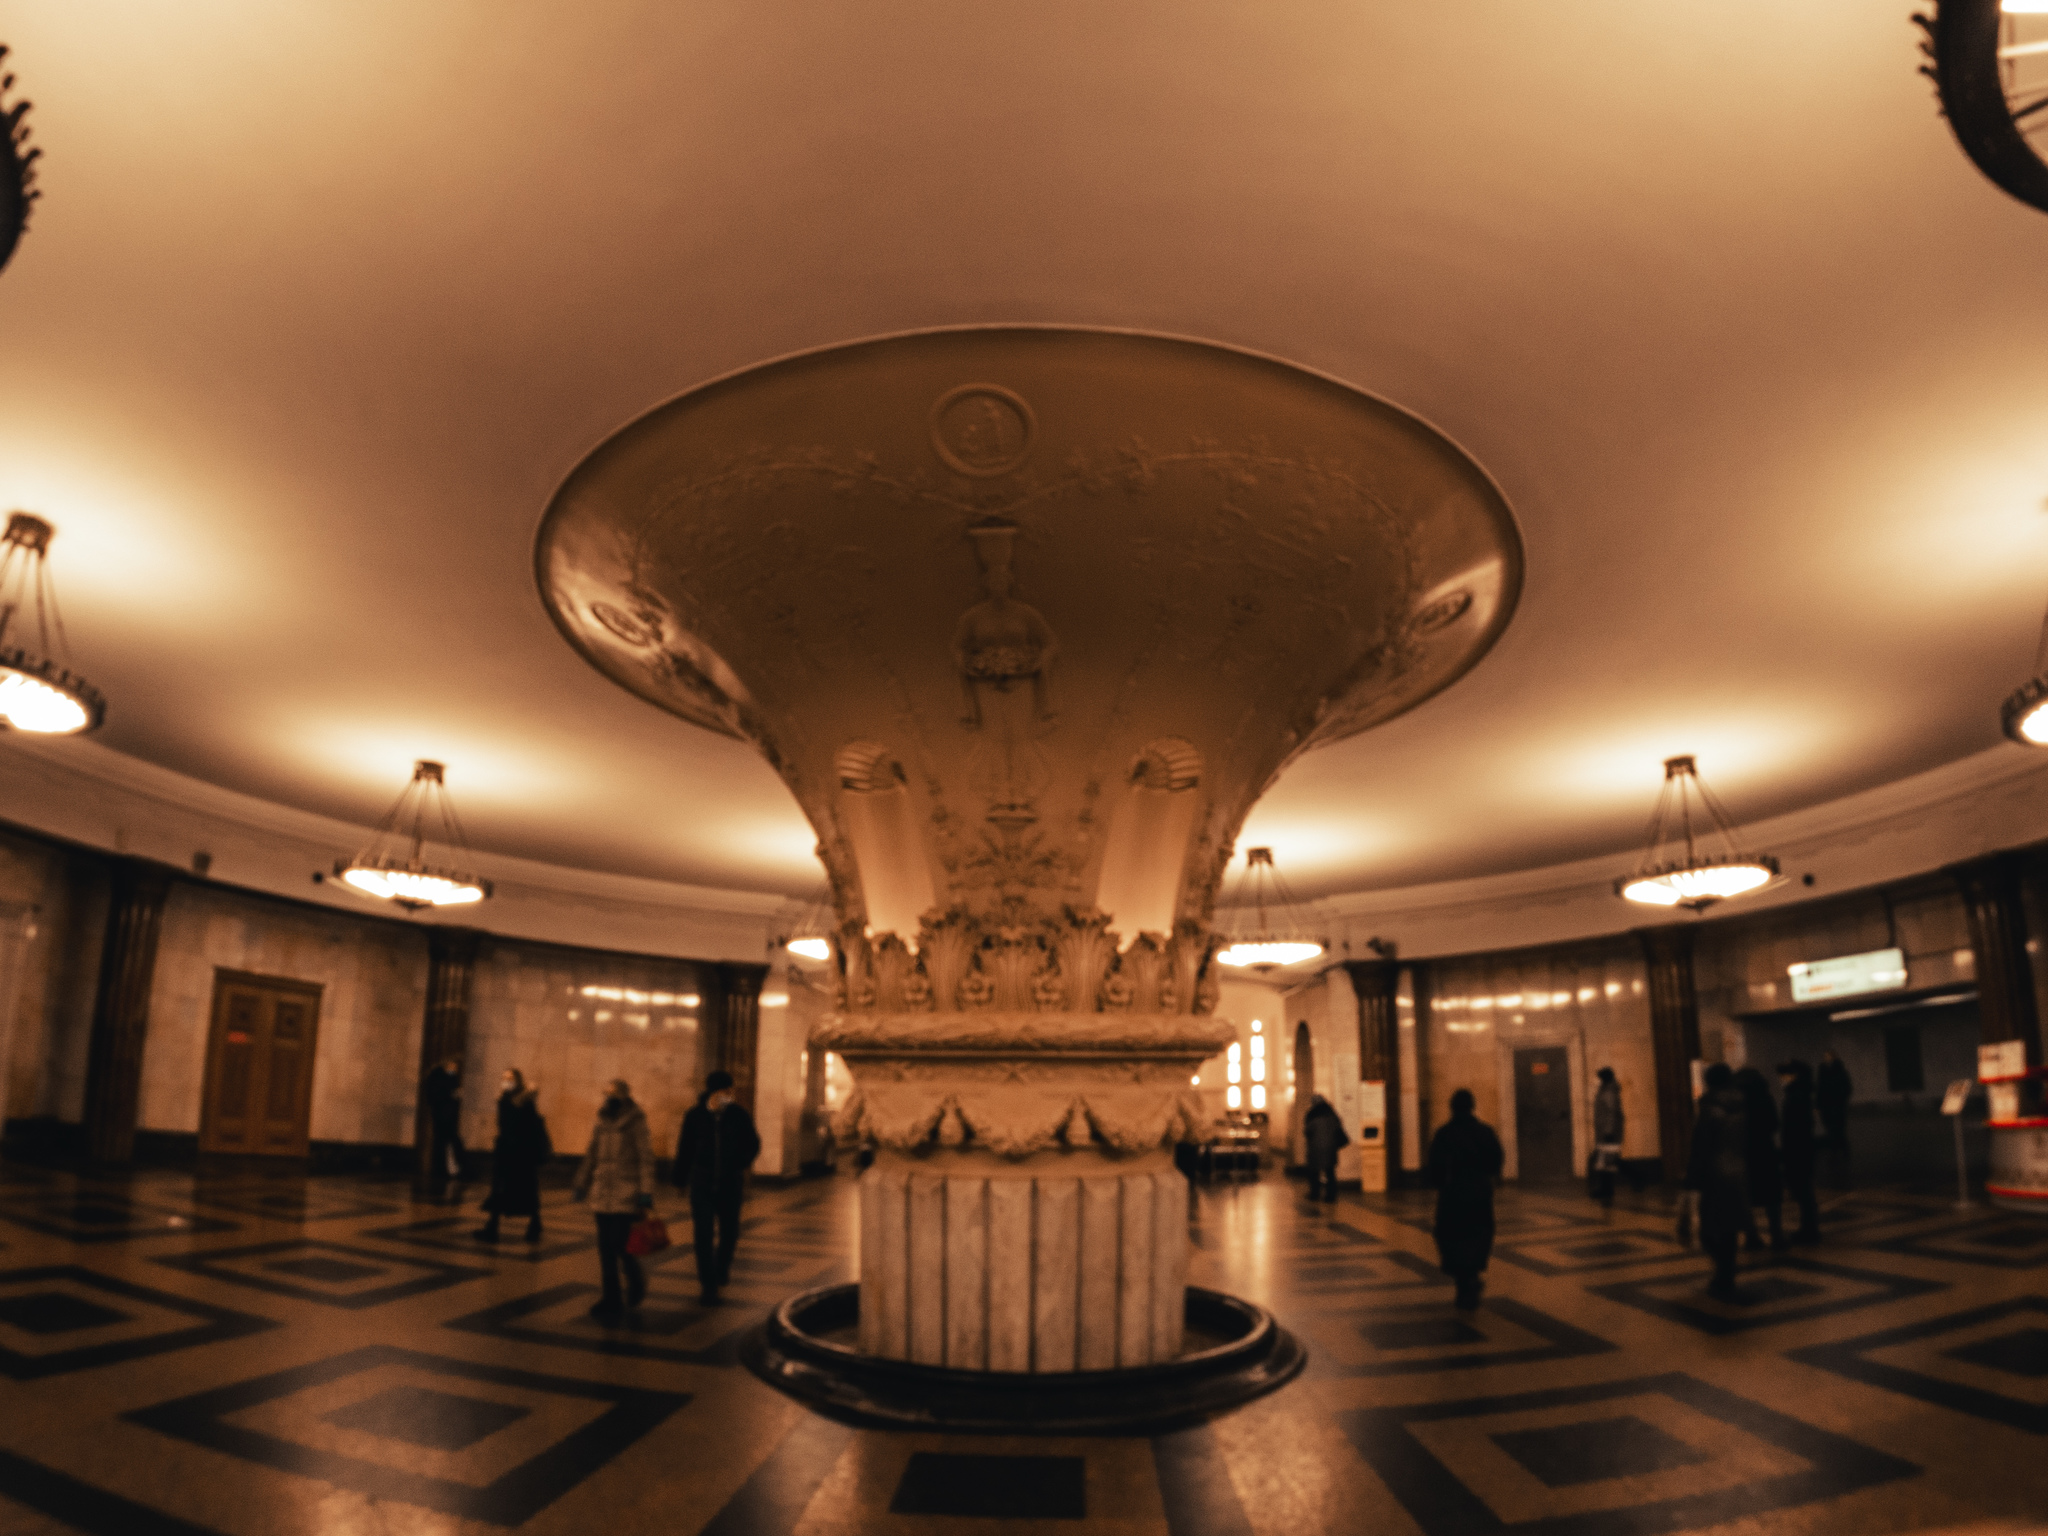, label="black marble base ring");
[742,1284,1306,1434]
